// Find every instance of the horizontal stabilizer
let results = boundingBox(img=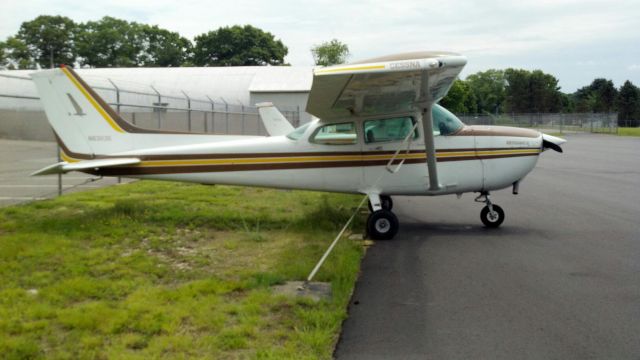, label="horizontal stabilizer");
[31,158,140,176]
[257,102,295,136]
